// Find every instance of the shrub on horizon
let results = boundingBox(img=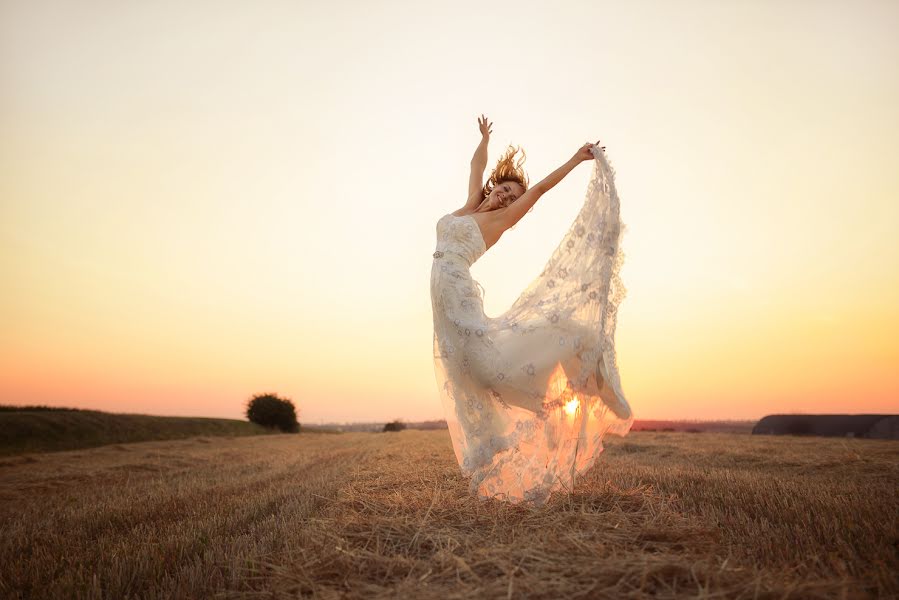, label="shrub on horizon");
[245,393,300,433]
[383,420,406,433]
